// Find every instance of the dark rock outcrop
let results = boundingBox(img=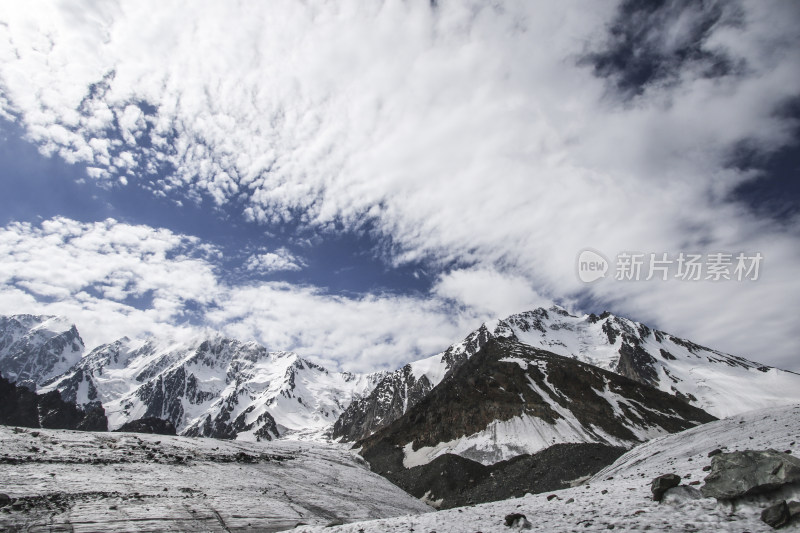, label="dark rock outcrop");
[0,372,107,431]
[700,450,800,500]
[374,443,626,509]
[114,417,177,435]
